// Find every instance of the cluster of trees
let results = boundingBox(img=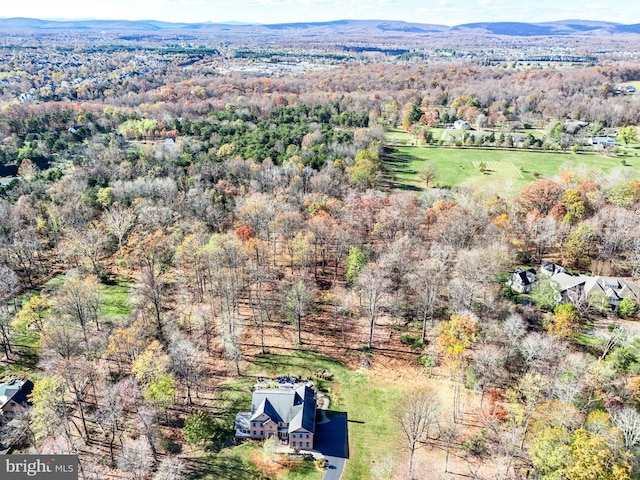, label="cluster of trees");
[1,32,640,479]
[1,132,638,477]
